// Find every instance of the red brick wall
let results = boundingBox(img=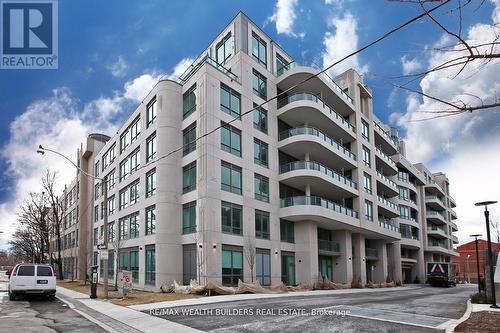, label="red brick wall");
[452,240,500,283]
